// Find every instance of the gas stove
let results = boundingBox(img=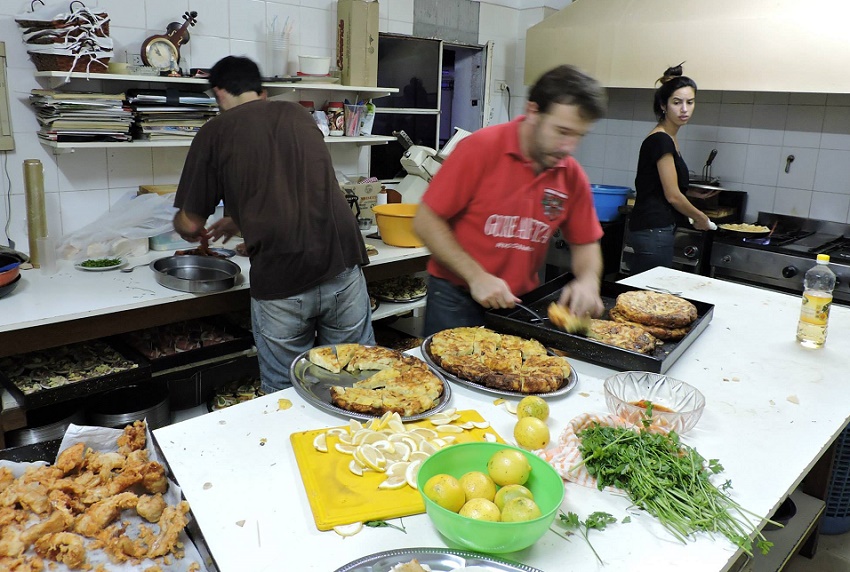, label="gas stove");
[710,213,850,305]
